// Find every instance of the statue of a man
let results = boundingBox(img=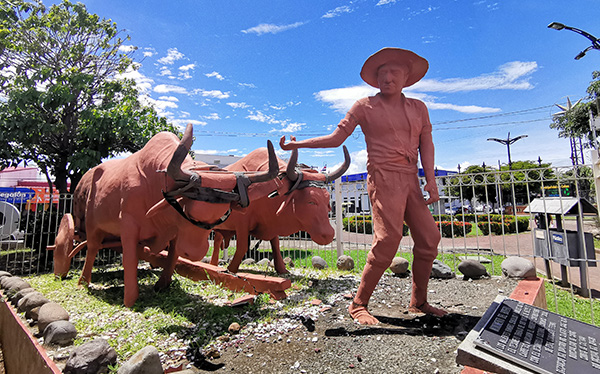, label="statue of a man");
[280,47,447,325]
